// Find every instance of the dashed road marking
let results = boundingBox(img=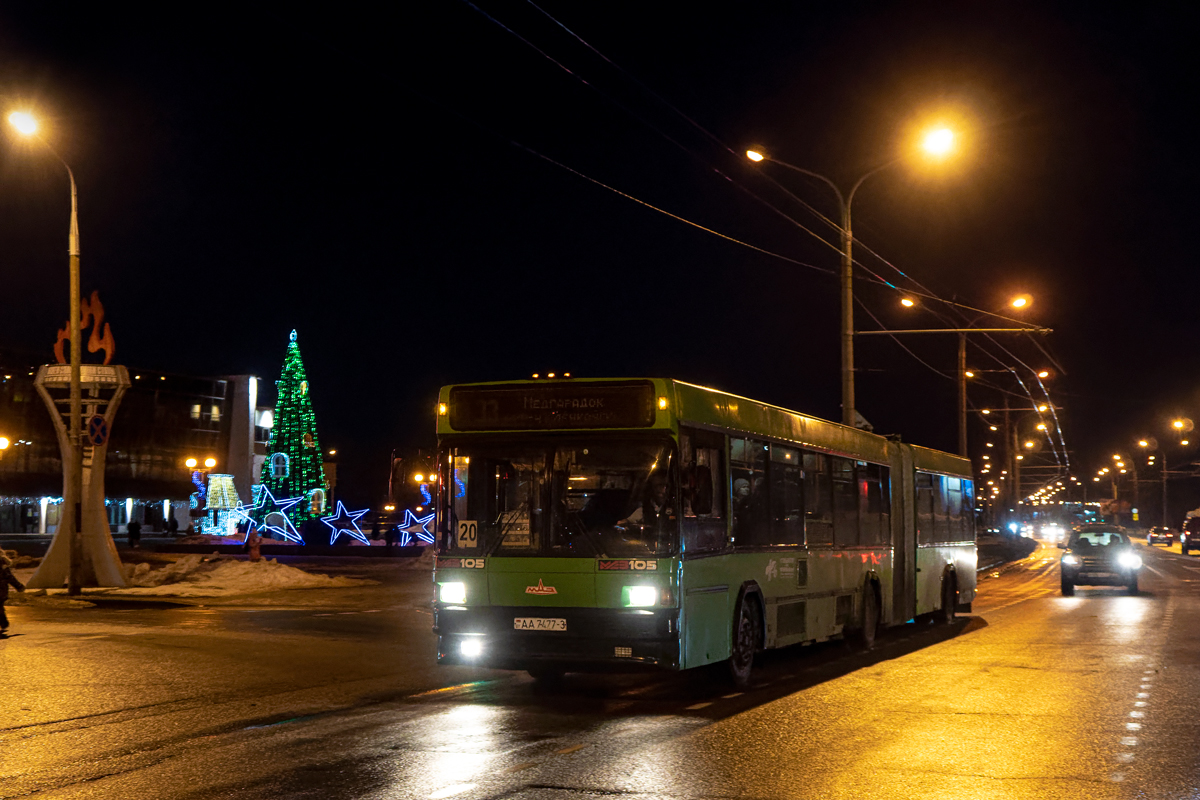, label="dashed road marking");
[685,702,712,710]
[556,744,586,755]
